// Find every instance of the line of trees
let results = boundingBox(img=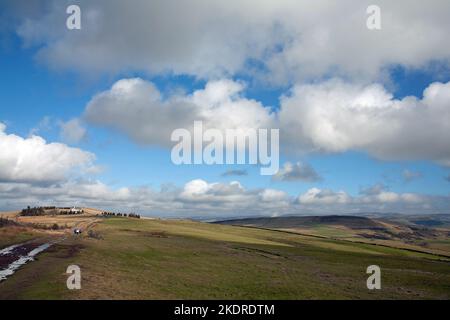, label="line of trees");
[101,212,141,219]
[20,206,84,216]
[21,206,45,216]
[59,209,84,215]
